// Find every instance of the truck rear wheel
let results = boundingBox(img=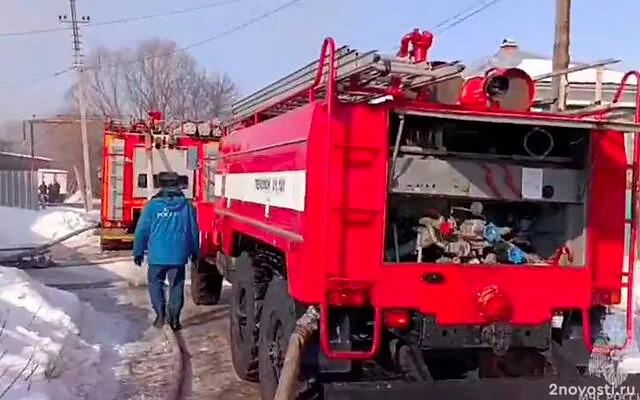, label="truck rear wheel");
[230,252,264,382]
[258,276,318,400]
[190,258,223,306]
